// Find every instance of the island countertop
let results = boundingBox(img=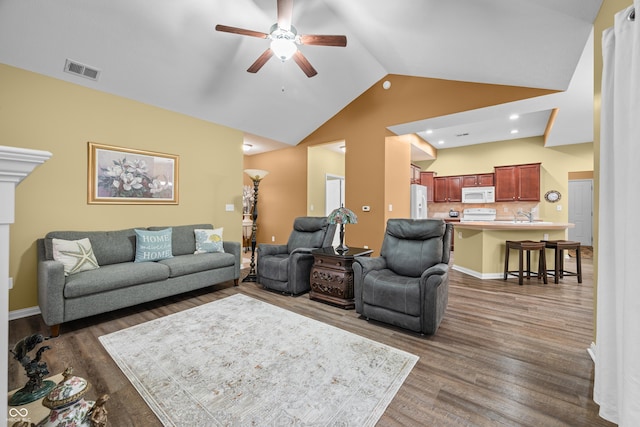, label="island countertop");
[454,221,574,231]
